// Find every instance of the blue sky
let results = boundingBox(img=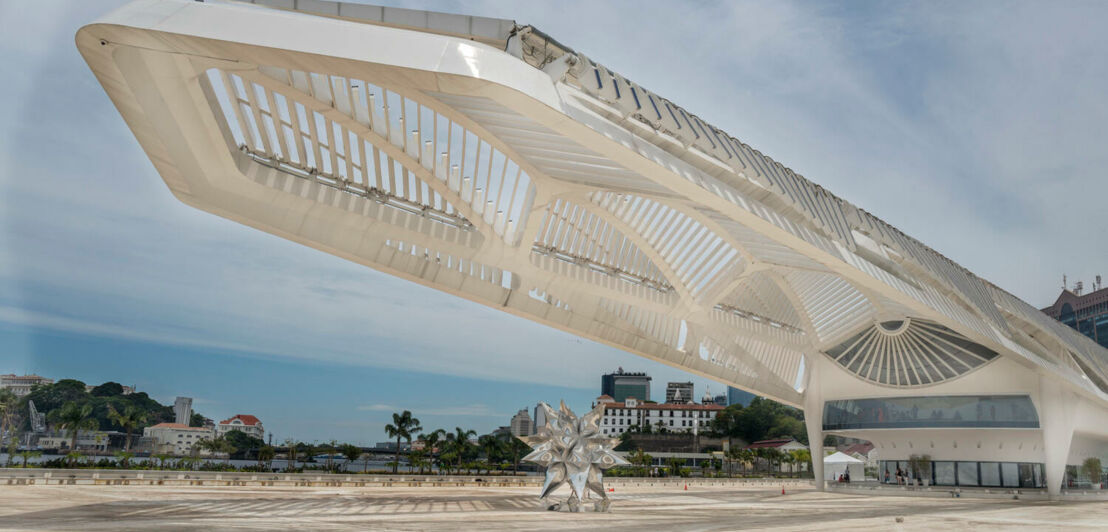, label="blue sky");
[2,1,1107,445]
